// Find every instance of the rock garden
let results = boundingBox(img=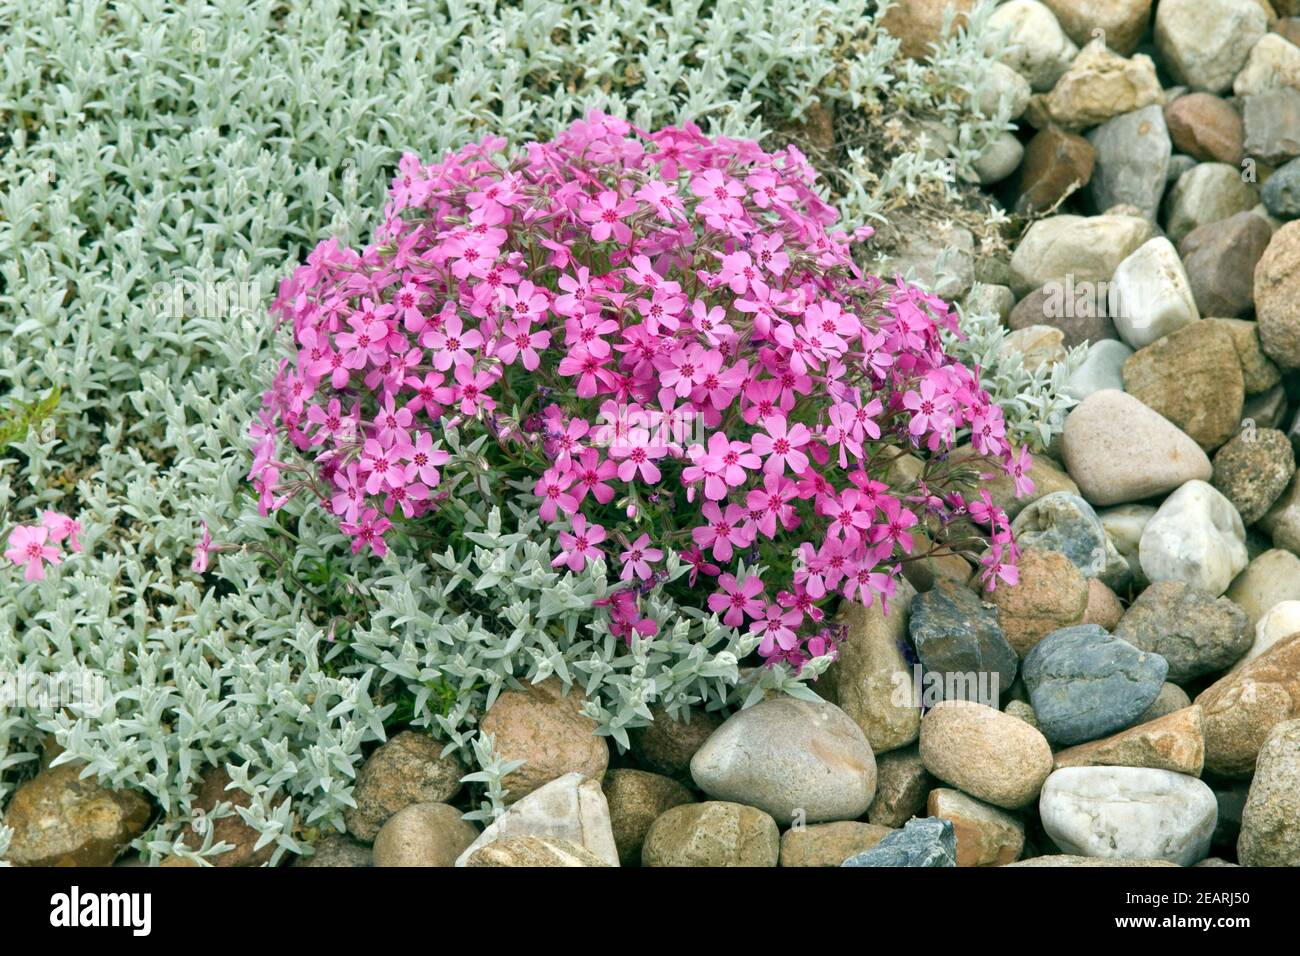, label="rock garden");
[2,0,1300,873]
